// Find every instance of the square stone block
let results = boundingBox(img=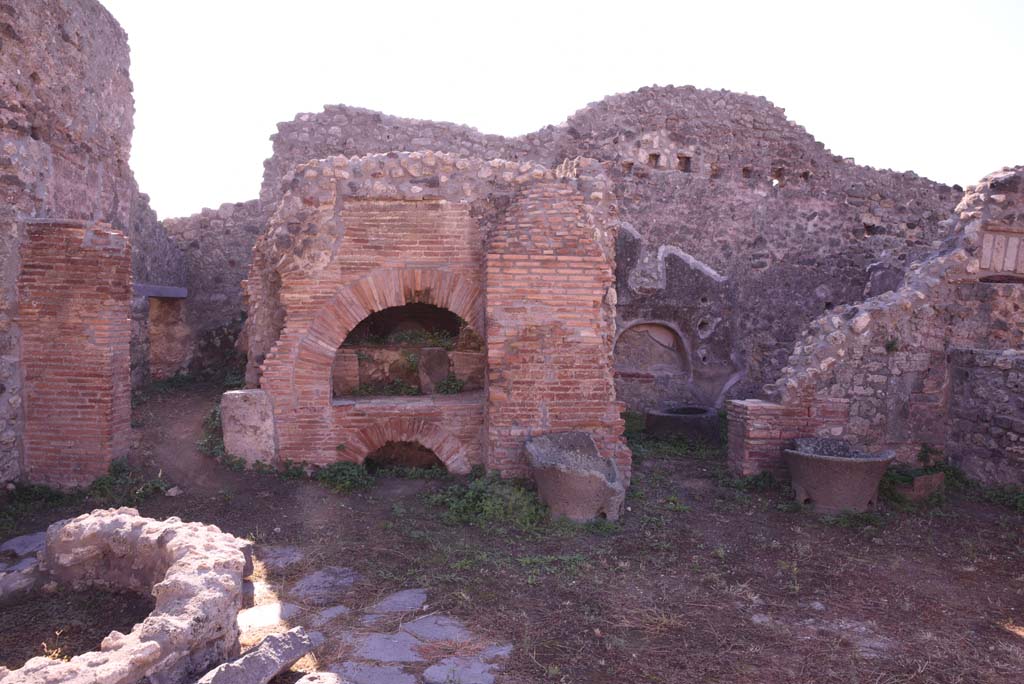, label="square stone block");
[221,389,278,466]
